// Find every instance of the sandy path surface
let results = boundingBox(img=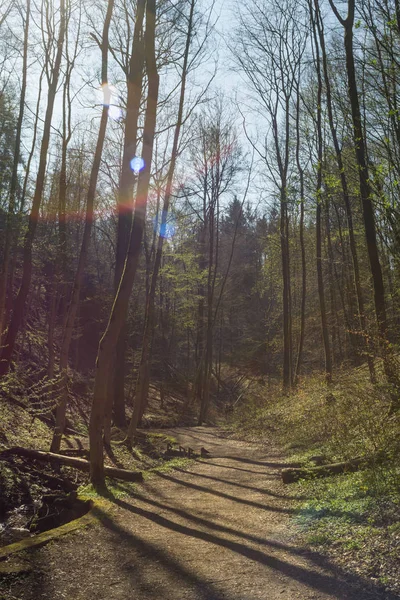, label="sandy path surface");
[1,427,398,600]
